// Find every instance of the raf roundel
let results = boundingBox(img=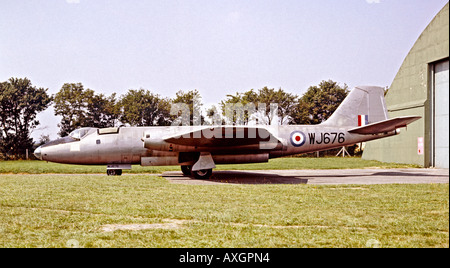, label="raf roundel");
[290,131,306,147]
